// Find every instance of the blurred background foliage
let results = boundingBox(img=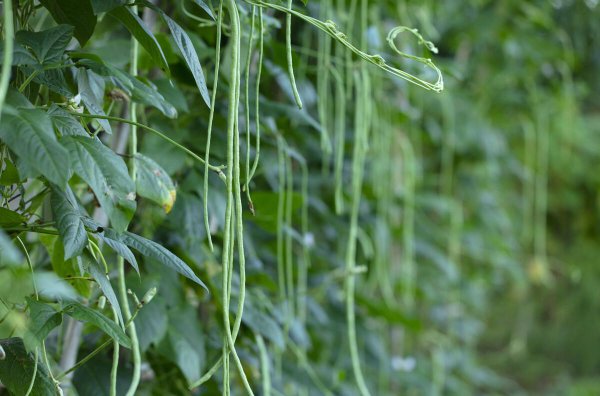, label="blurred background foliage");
[1,0,600,395]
